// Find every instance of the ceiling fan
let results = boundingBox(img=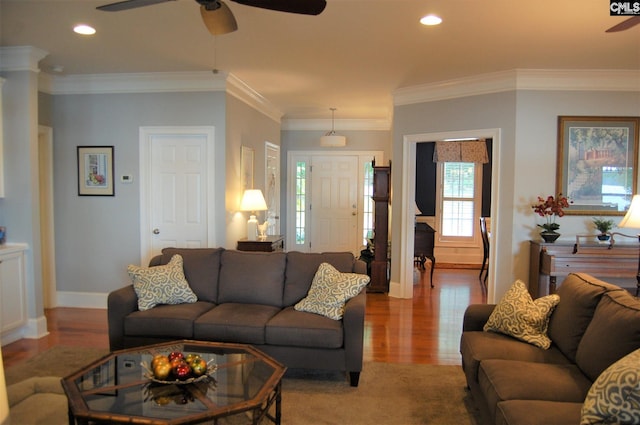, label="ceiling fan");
[606,16,640,32]
[97,0,327,35]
